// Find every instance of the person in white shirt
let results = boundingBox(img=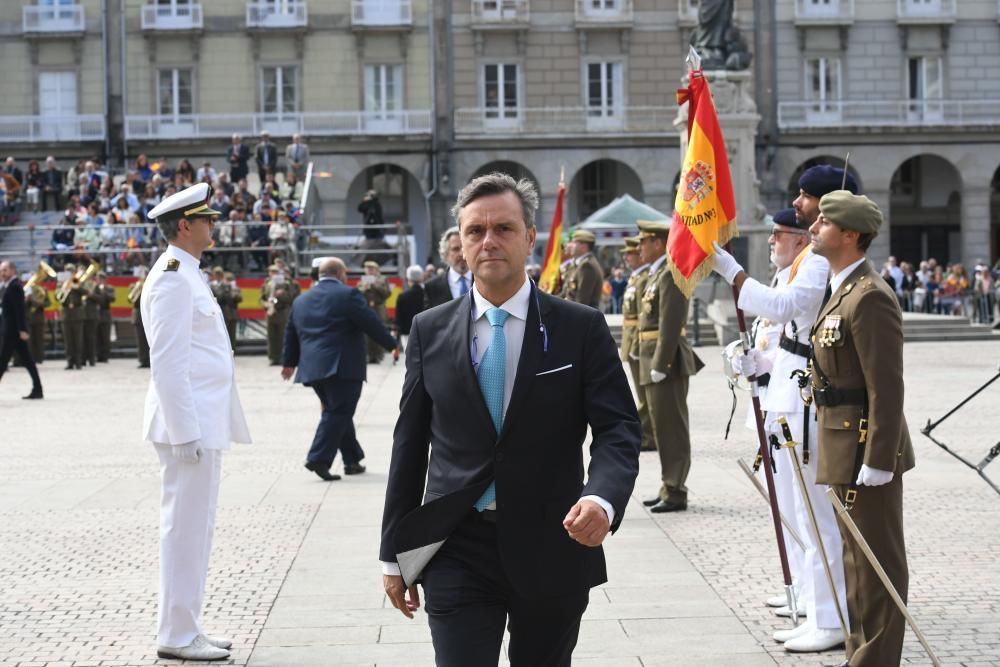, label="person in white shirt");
[143,183,252,661]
